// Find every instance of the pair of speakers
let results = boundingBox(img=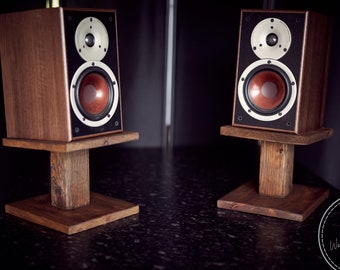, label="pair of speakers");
[232,9,332,133]
[0,8,333,142]
[0,7,122,142]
